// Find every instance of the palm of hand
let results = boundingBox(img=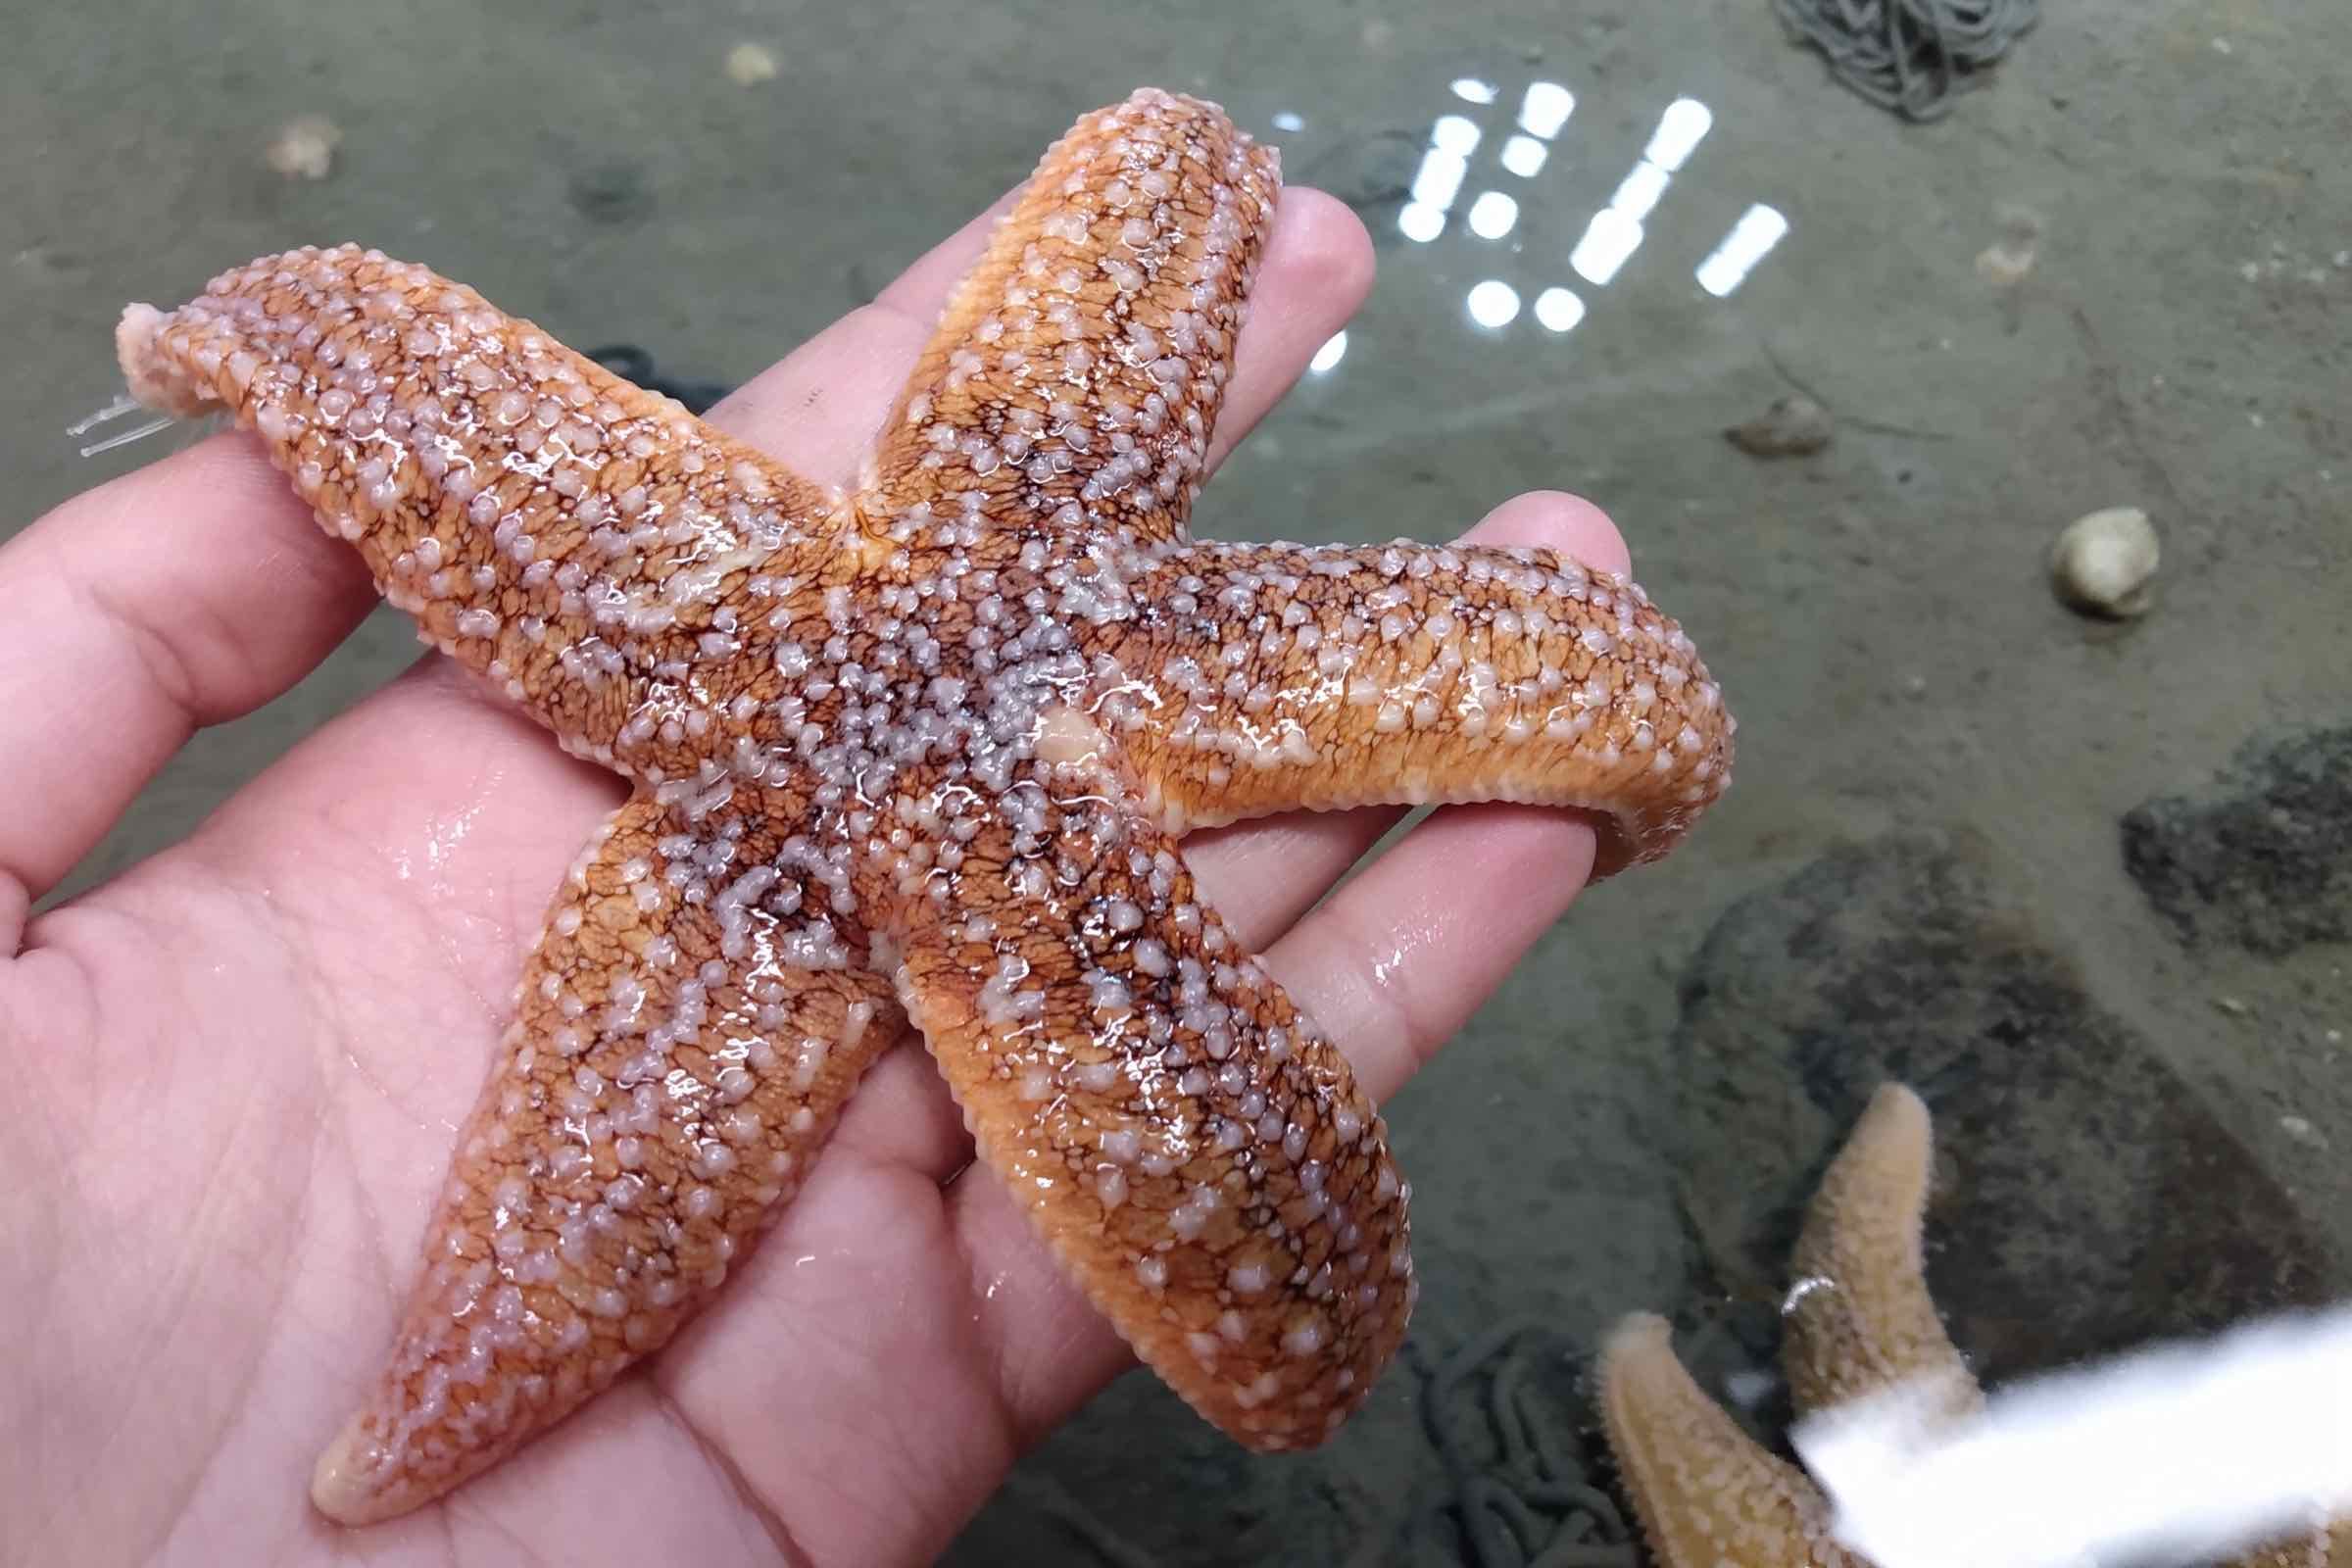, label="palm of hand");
[2,186,1626,1566]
